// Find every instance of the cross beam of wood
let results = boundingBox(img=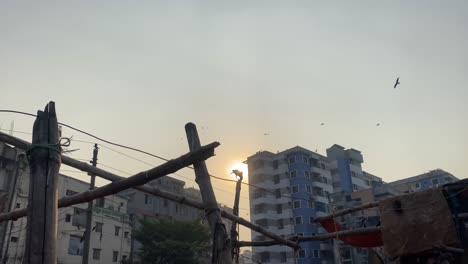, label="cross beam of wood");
[0,141,220,223]
[314,201,380,223]
[0,131,300,249]
[237,227,381,247]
